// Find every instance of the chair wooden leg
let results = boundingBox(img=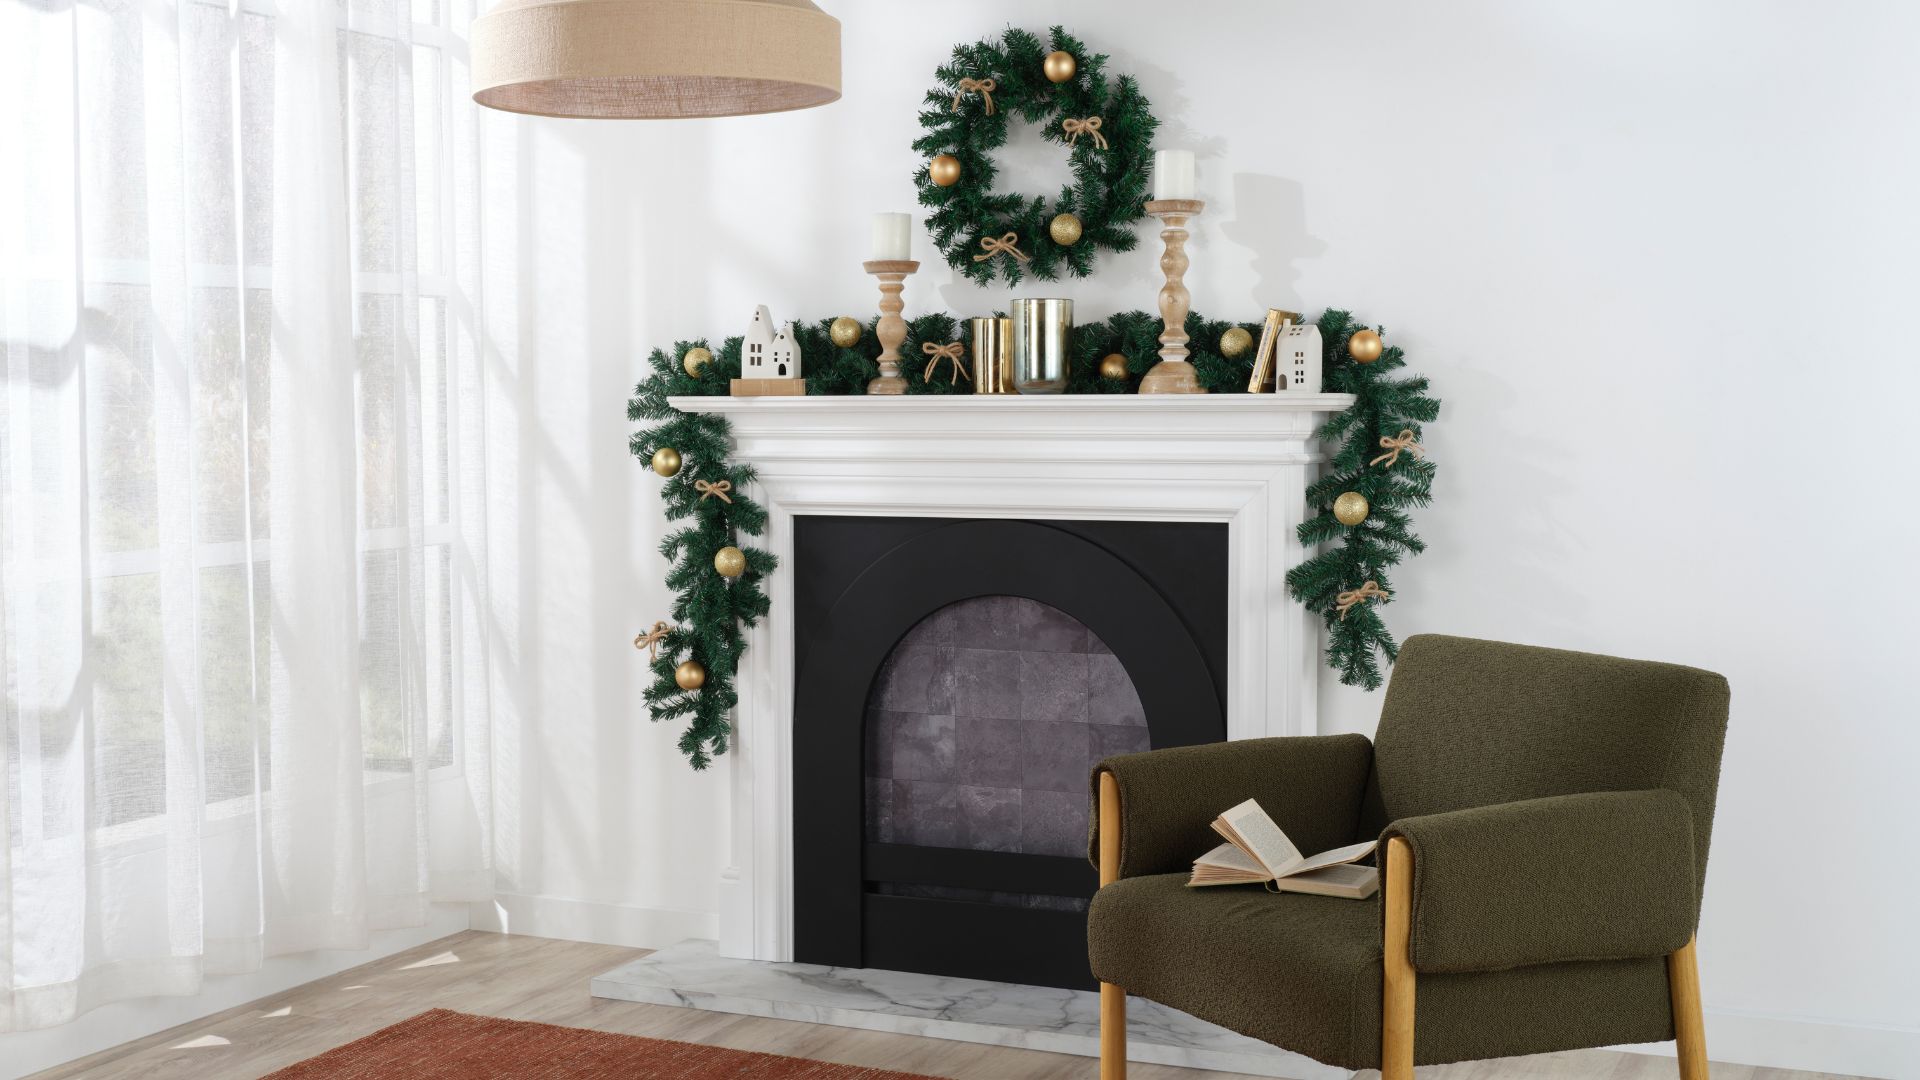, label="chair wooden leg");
[1100,982,1126,1080]
[1098,771,1126,1079]
[1668,935,1709,1079]
[1382,837,1415,1080]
